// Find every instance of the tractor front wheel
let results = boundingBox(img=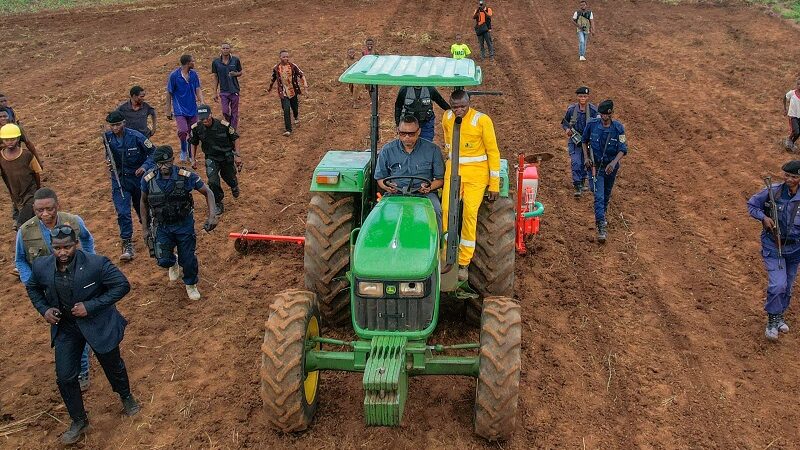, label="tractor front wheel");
[468,195,516,324]
[304,192,354,326]
[260,289,321,432]
[474,296,521,441]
